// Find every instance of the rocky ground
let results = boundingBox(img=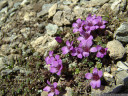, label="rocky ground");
[0,0,128,96]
